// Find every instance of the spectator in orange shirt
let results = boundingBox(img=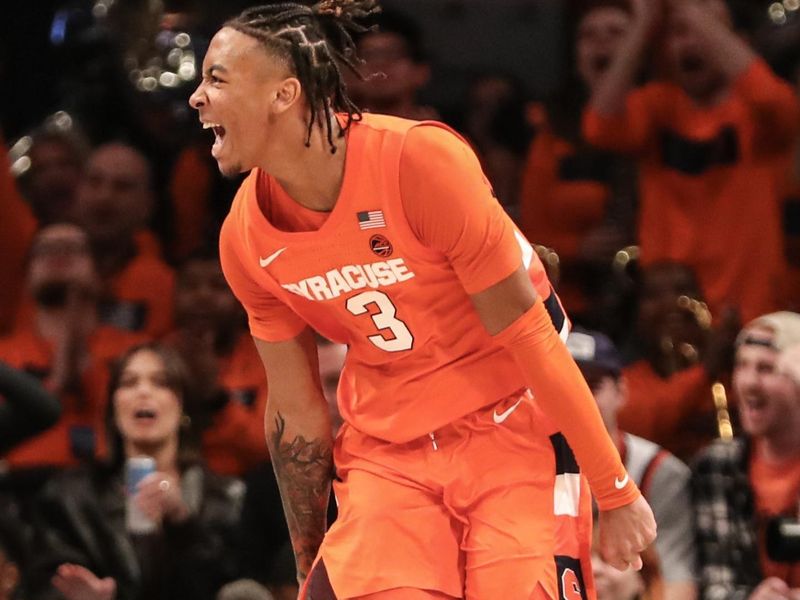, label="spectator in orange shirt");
[619,262,739,462]
[521,0,637,318]
[165,250,269,477]
[584,0,800,323]
[0,224,144,473]
[73,142,175,338]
